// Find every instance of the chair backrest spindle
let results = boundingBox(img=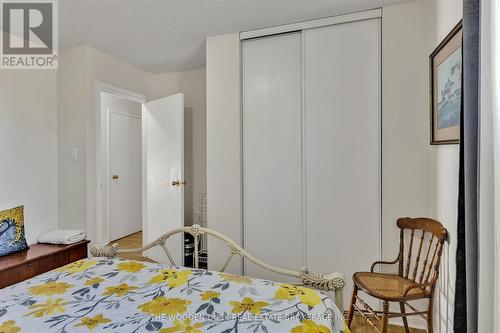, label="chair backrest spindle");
[396,218,447,288]
[419,234,435,283]
[398,228,405,275]
[404,229,414,278]
[411,230,426,281]
[424,241,440,283]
